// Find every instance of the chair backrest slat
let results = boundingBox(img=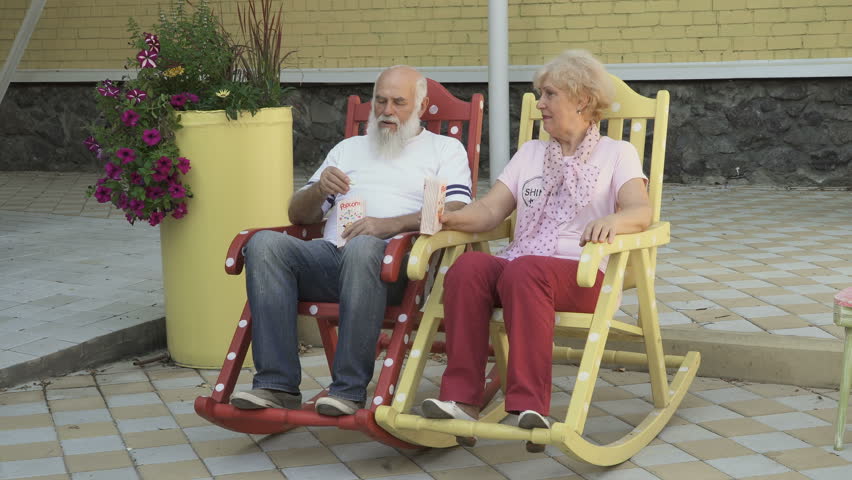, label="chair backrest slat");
[447,120,464,142]
[426,120,442,134]
[345,78,484,196]
[606,118,624,141]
